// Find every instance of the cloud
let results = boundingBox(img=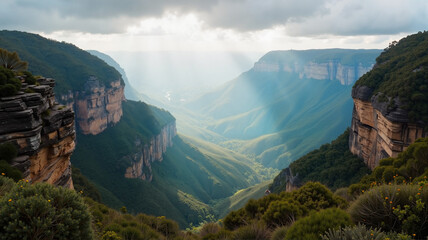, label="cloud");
[0,0,427,36]
[285,0,428,36]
